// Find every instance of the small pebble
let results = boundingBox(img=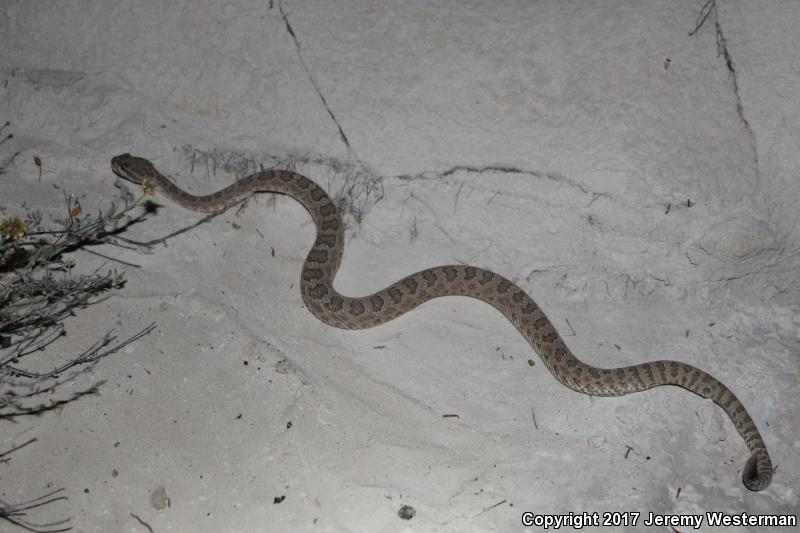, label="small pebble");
[398,505,416,520]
